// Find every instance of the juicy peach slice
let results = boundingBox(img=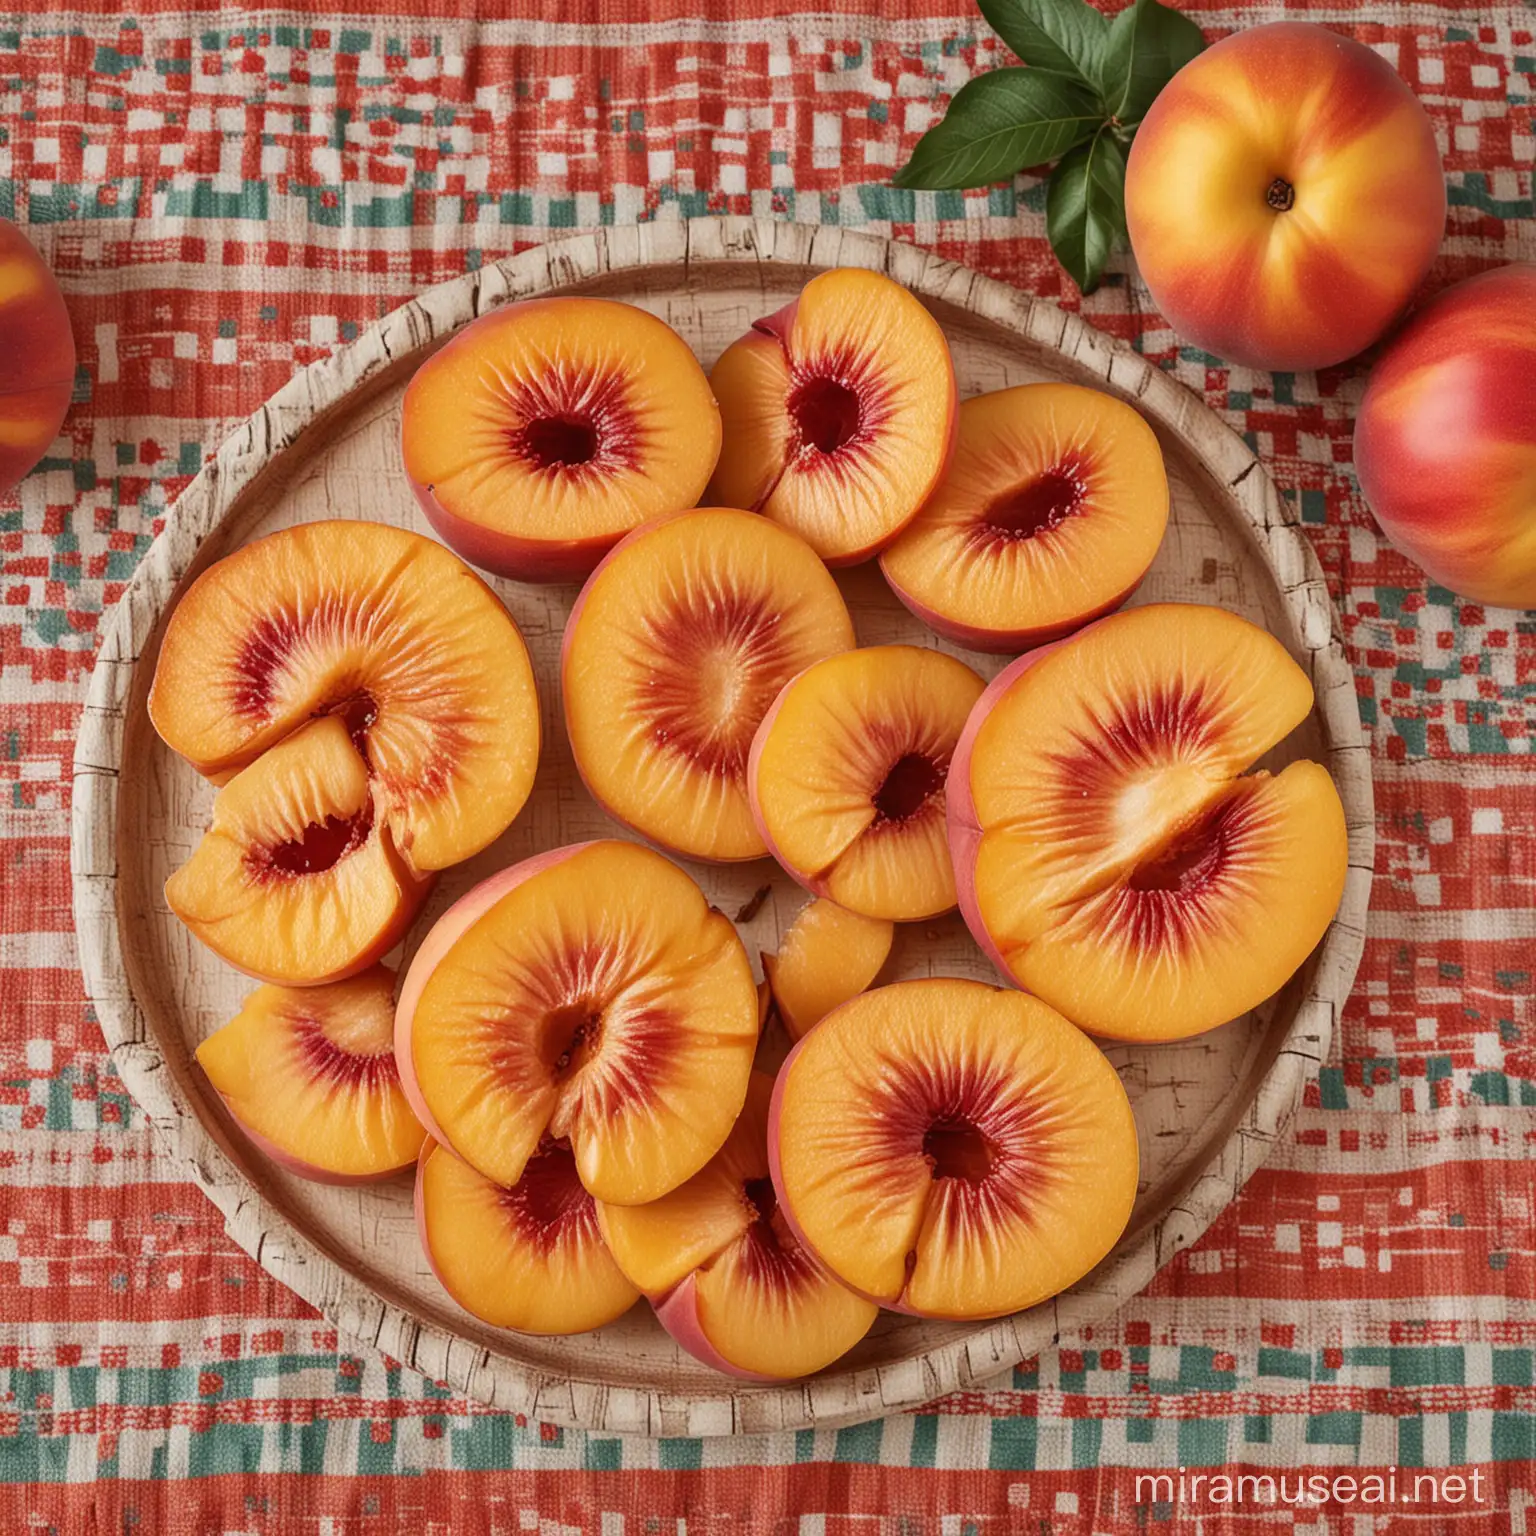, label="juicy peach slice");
[562,508,855,862]
[762,898,894,1041]
[769,979,1139,1320]
[402,297,721,582]
[195,966,425,1183]
[707,269,957,565]
[167,717,430,986]
[880,384,1169,651]
[148,520,539,875]
[417,1139,639,1335]
[395,841,758,1205]
[597,1074,877,1380]
[948,603,1347,1040]
[749,645,985,921]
